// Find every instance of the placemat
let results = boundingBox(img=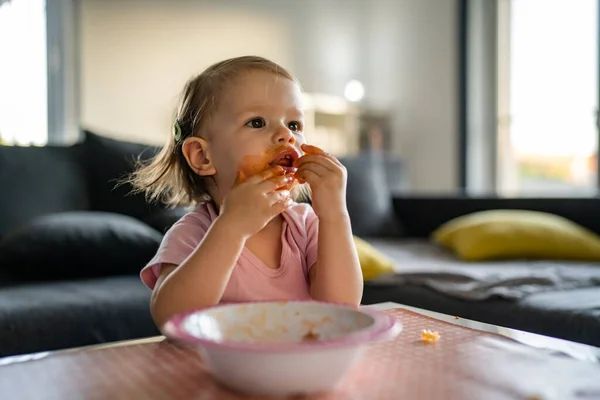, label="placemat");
[1,308,599,400]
